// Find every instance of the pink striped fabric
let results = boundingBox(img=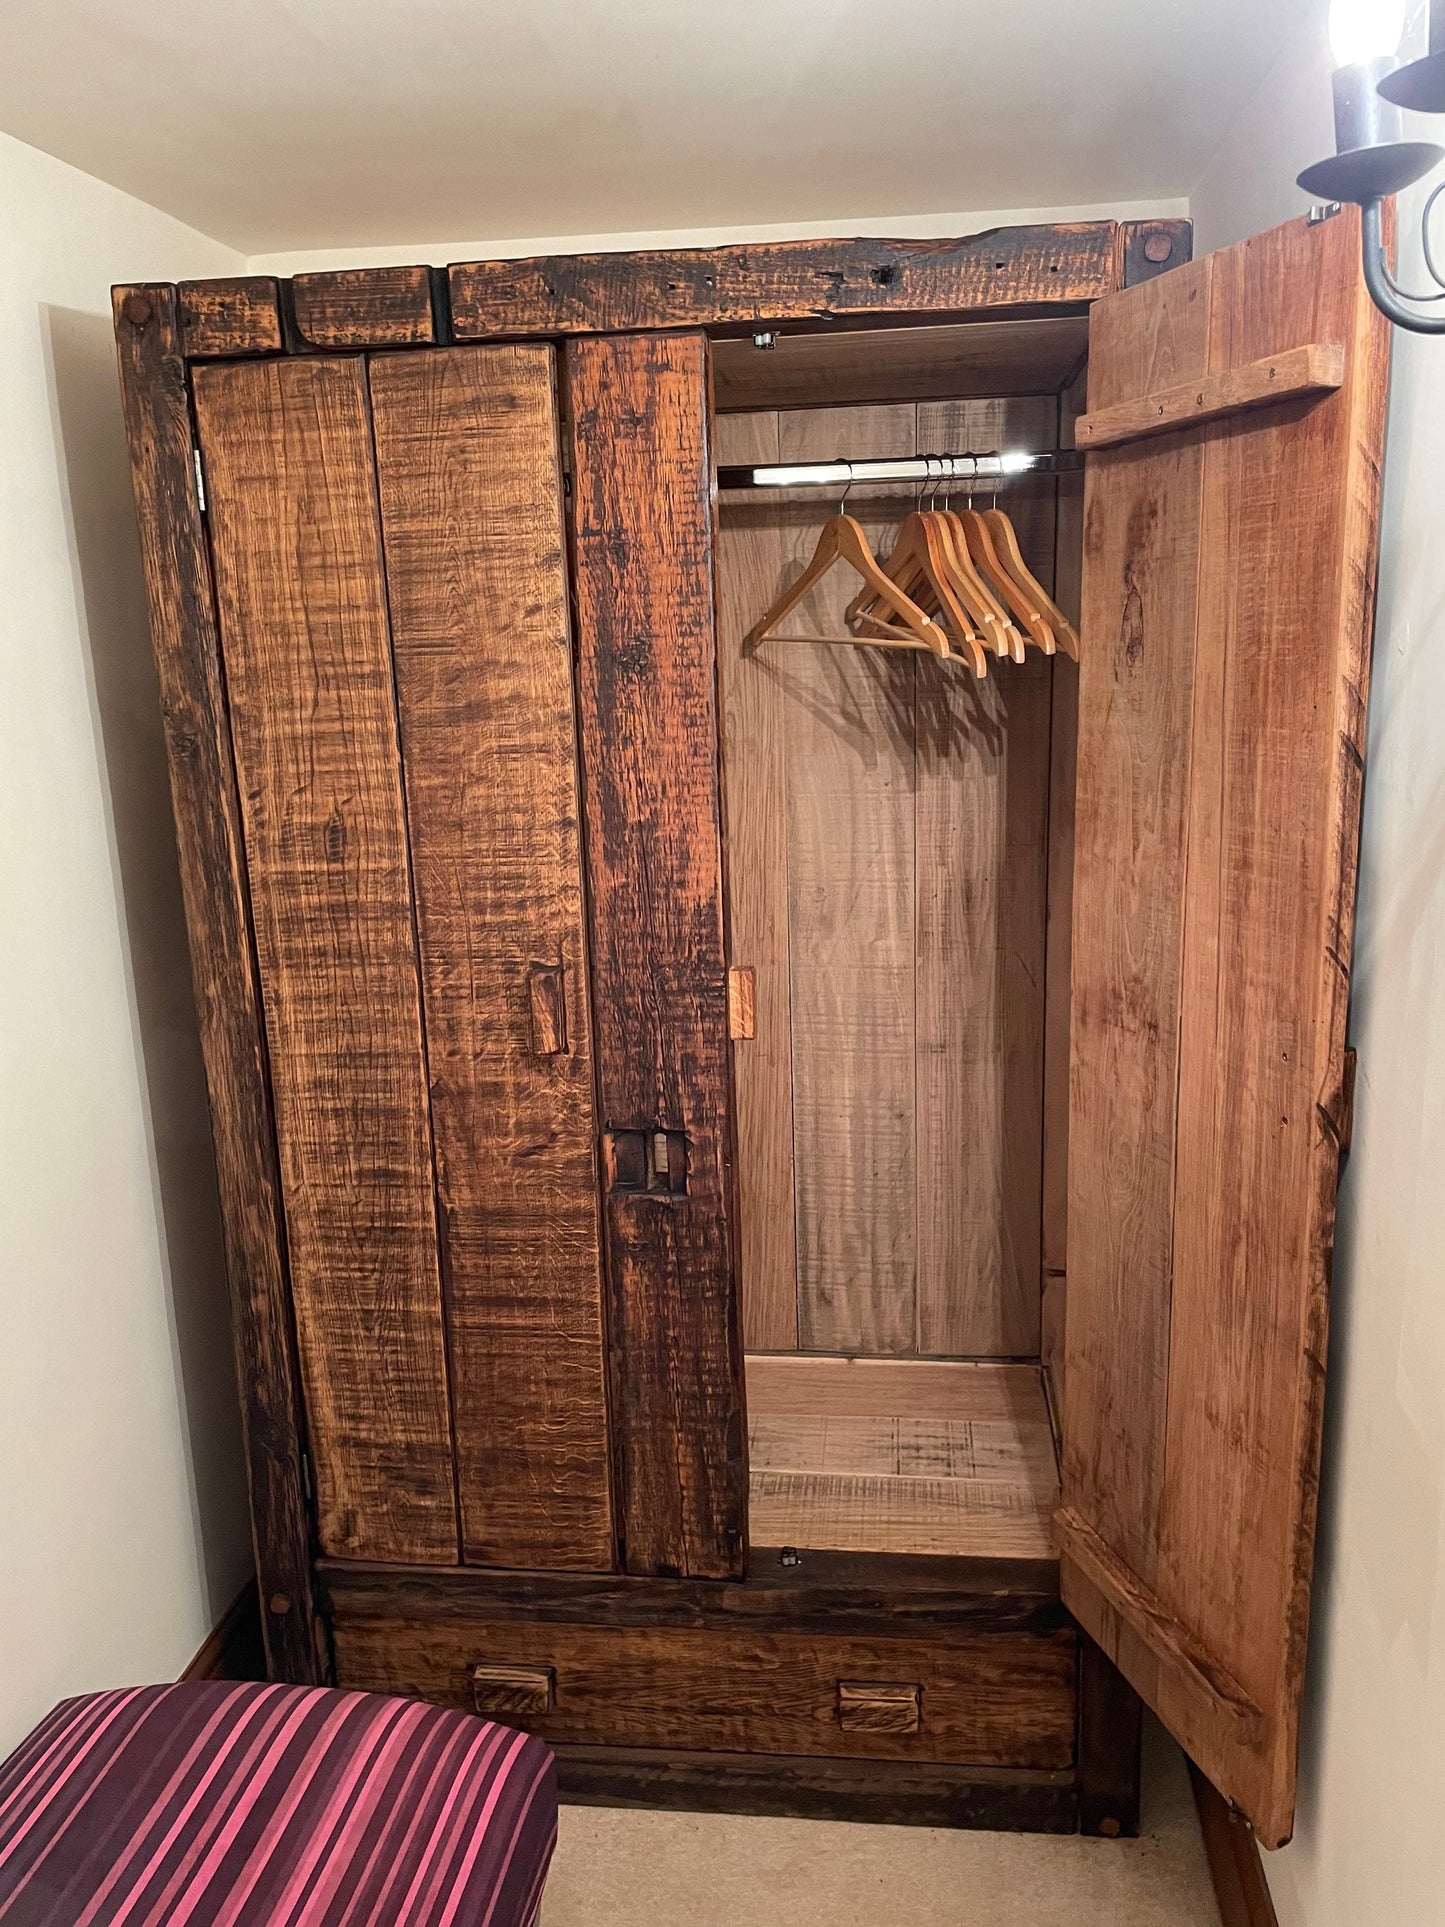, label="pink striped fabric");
[0,1683,555,1927]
